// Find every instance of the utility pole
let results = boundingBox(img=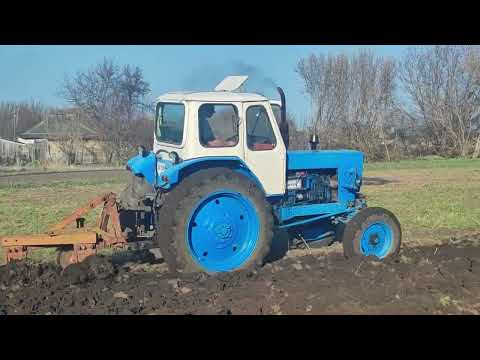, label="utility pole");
[12,106,19,141]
